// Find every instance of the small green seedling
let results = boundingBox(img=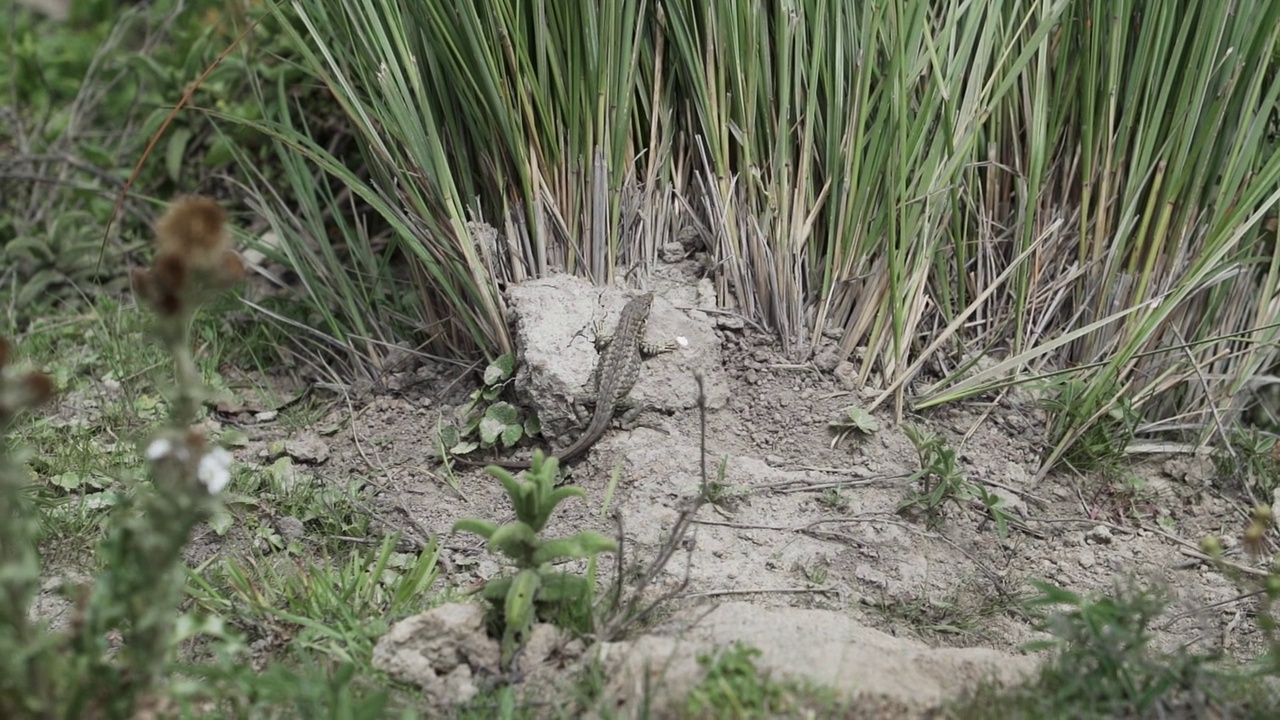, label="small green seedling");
[452,451,617,667]
[829,406,880,448]
[898,424,1013,537]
